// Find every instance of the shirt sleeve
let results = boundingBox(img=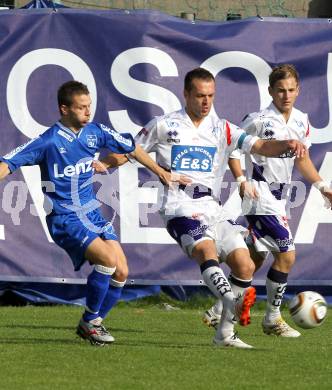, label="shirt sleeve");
[97,123,135,154]
[134,117,158,152]
[0,136,46,173]
[304,114,312,149]
[224,120,259,155]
